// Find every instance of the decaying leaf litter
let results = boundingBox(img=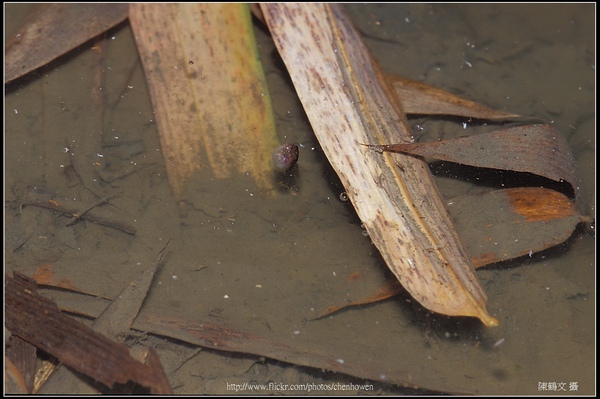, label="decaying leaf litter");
[4,3,596,396]
[261,3,586,329]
